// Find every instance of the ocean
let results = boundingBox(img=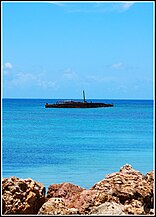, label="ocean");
[2,99,154,190]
